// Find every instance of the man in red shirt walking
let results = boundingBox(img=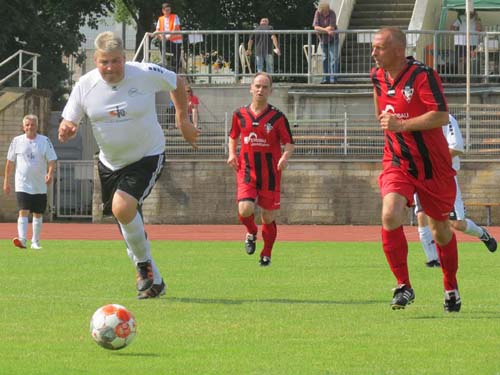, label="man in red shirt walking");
[371,27,460,312]
[227,72,295,266]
